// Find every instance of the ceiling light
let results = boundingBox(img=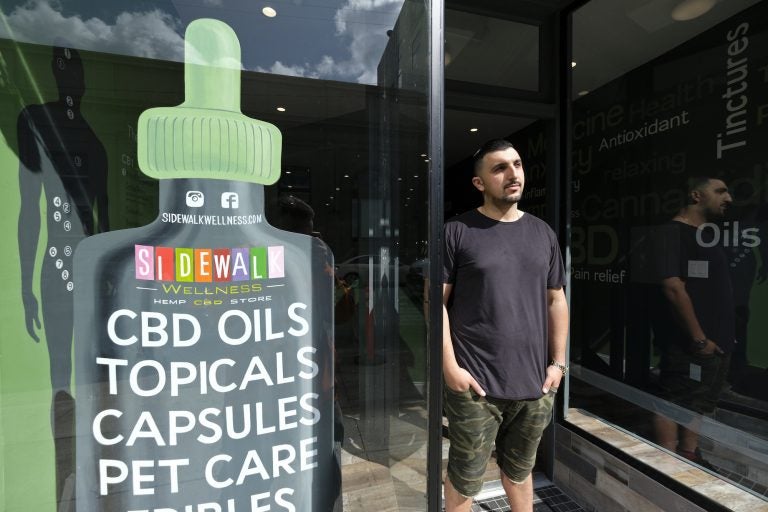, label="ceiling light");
[413,175,418,178]
[335,187,340,191]
[276,106,286,112]
[578,90,590,96]
[343,174,350,178]
[571,61,577,68]
[671,0,715,21]
[469,127,478,132]
[262,6,277,18]
[420,153,427,157]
